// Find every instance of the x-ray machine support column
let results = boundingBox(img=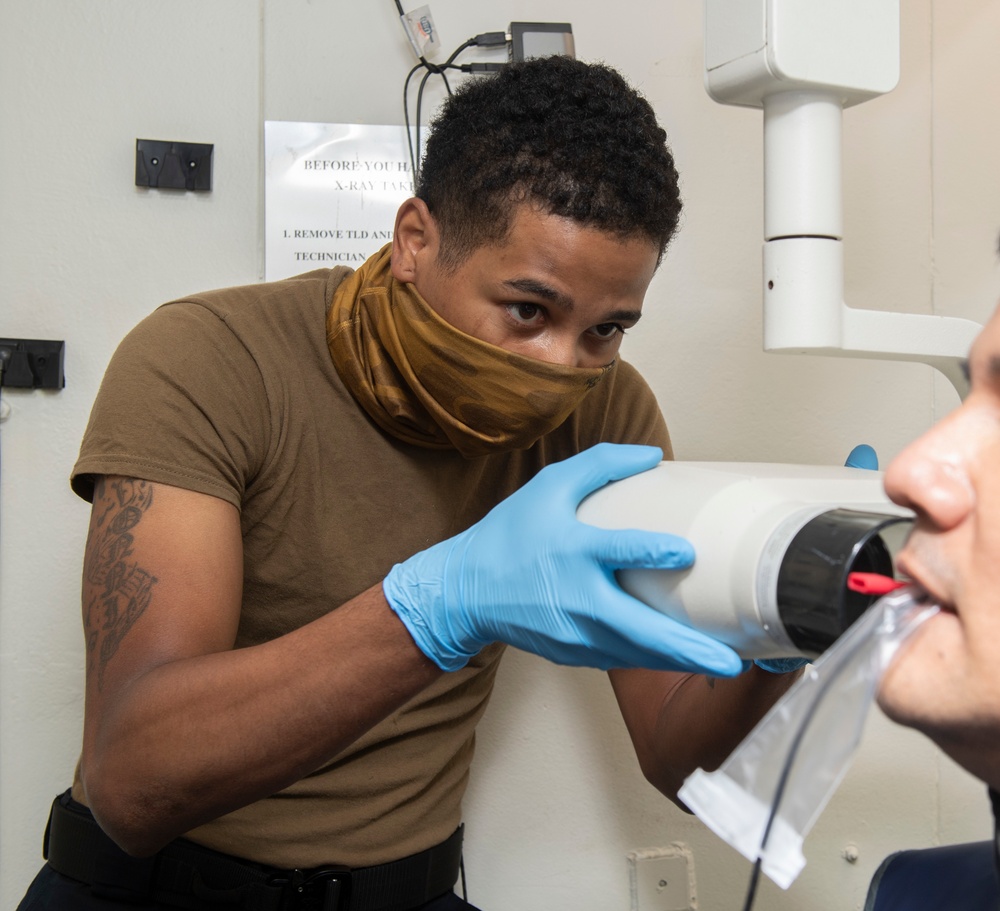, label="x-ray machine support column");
[705,0,981,397]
